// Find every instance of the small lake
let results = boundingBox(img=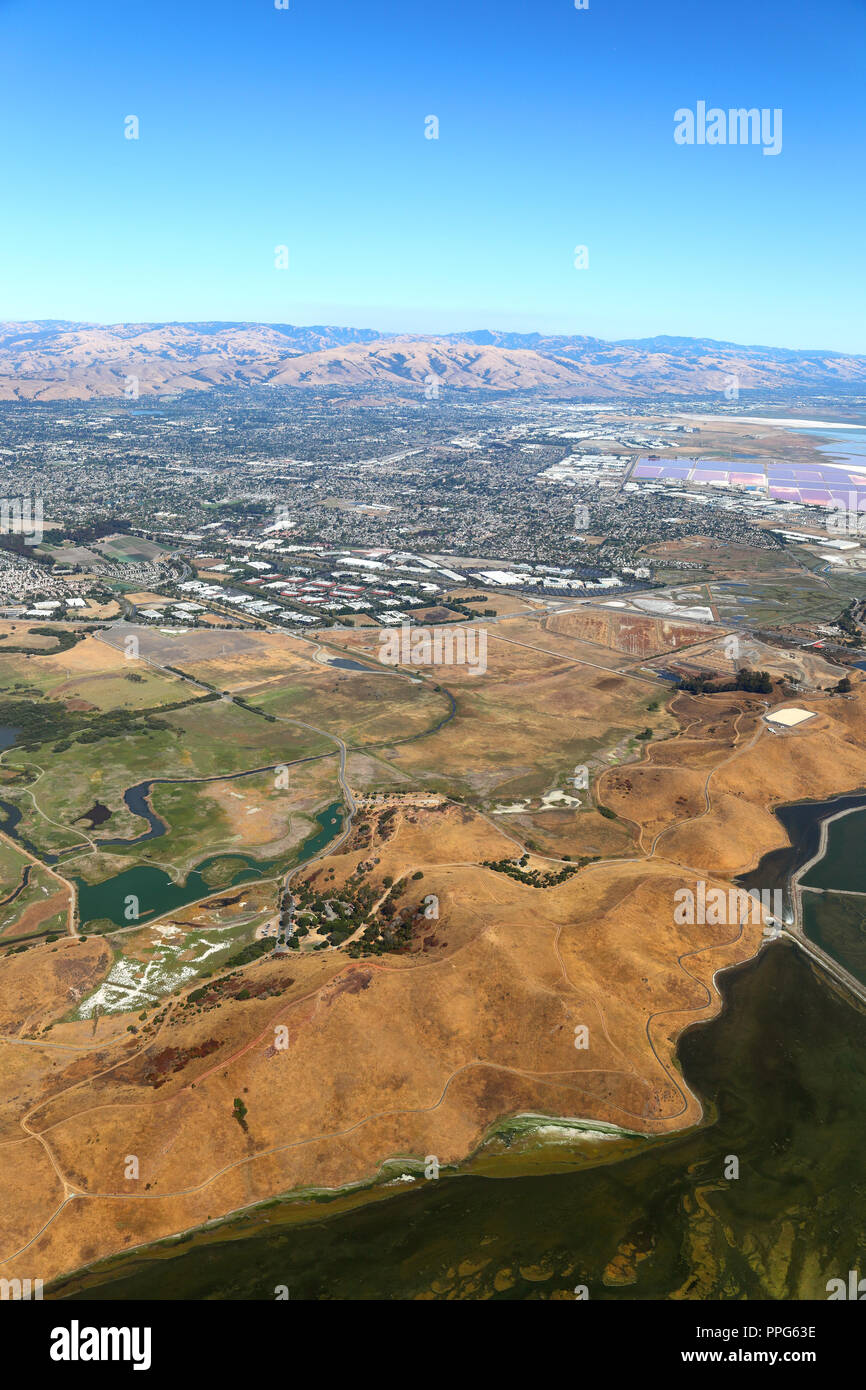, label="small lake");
[76,801,112,830]
[0,726,21,750]
[76,800,344,929]
[75,853,272,931]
